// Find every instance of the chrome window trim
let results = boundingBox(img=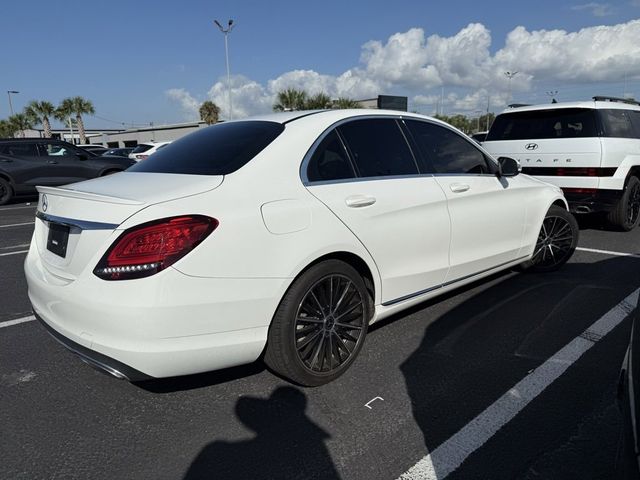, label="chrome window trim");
[36,211,119,231]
